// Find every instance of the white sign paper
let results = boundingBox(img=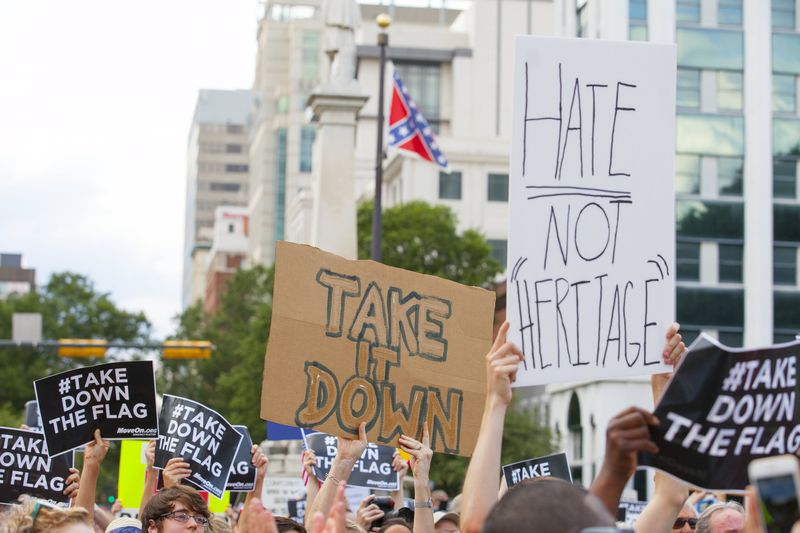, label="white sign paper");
[508,36,676,386]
